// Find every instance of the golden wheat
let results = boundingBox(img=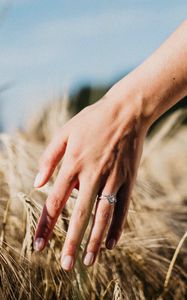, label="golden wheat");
[0,95,186,299]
